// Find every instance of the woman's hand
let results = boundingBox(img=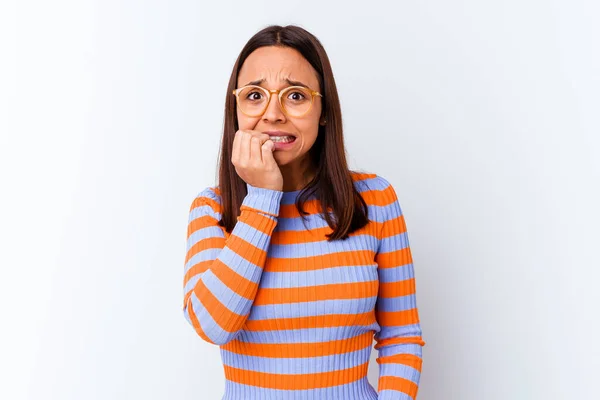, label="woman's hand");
[232,130,283,191]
